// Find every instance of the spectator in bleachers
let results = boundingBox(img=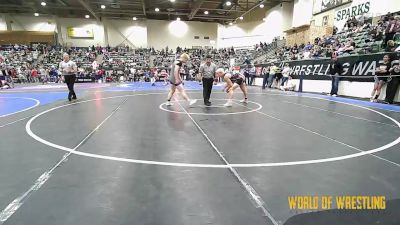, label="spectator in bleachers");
[303,49,311,59]
[49,66,59,83]
[370,26,383,41]
[386,40,397,52]
[31,67,38,83]
[340,41,355,54]
[312,47,322,58]
[384,16,400,48]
